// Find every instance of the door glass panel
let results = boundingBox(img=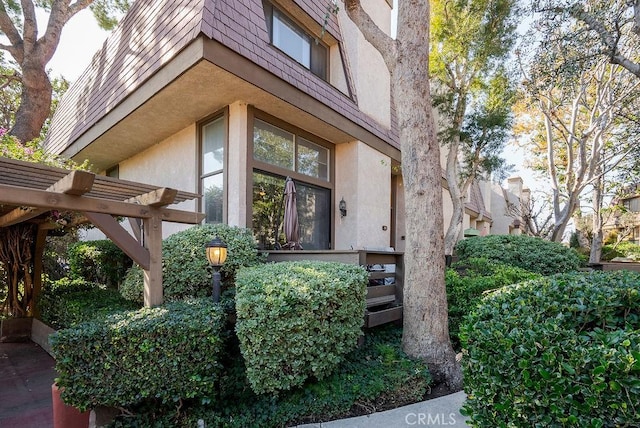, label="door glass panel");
[252,171,330,250]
